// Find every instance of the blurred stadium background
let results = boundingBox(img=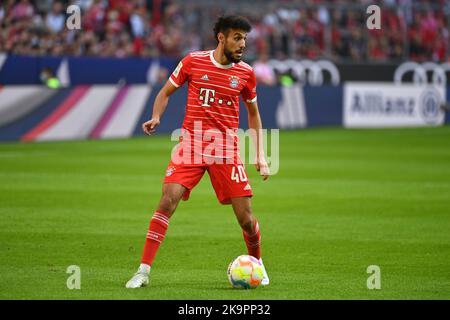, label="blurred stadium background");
[1,0,449,61]
[0,0,449,141]
[0,0,450,300]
